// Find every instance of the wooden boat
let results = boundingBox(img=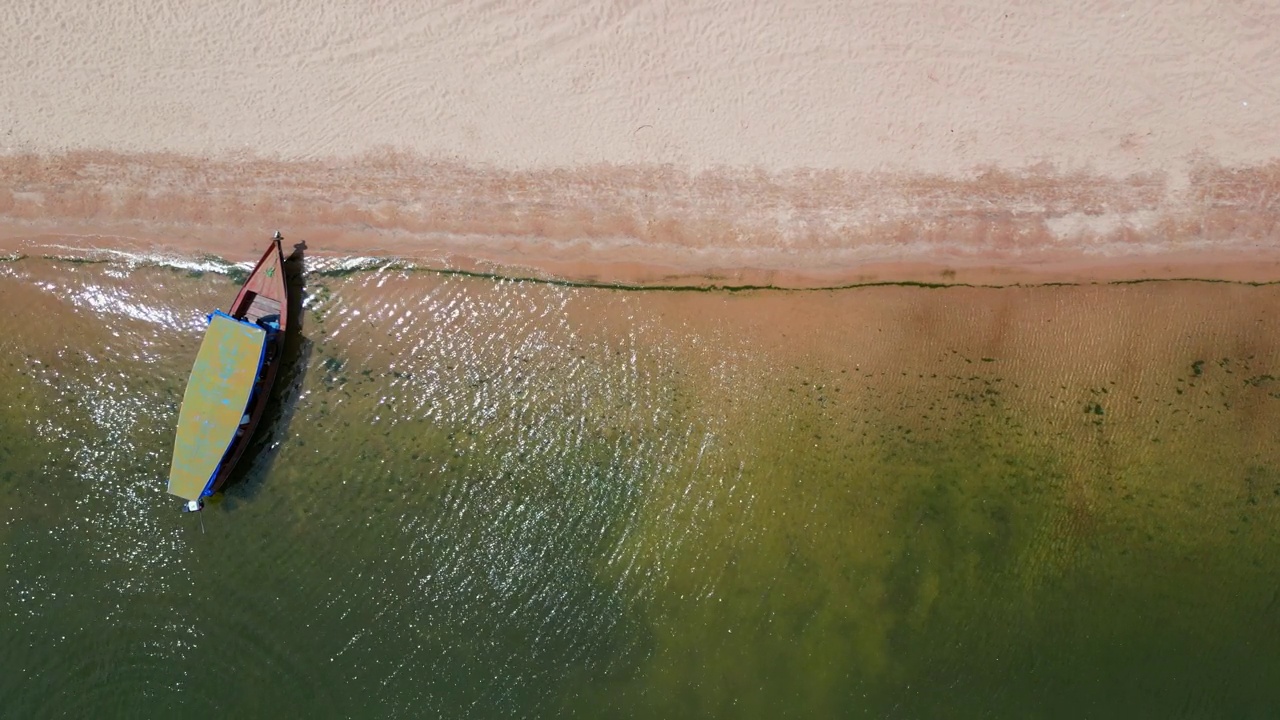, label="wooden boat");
[167,233,289,511]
